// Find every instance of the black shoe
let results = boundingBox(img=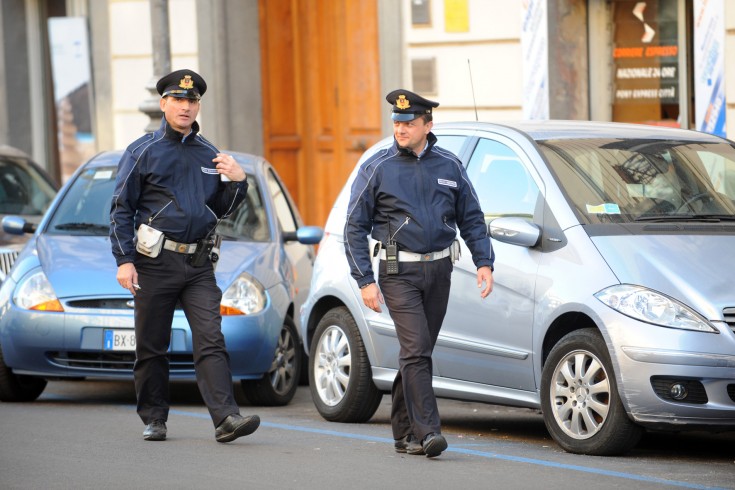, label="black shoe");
[215,413,260,443]
[422,433,448,458]
[394,434,422,454]
[143,420,167,441]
